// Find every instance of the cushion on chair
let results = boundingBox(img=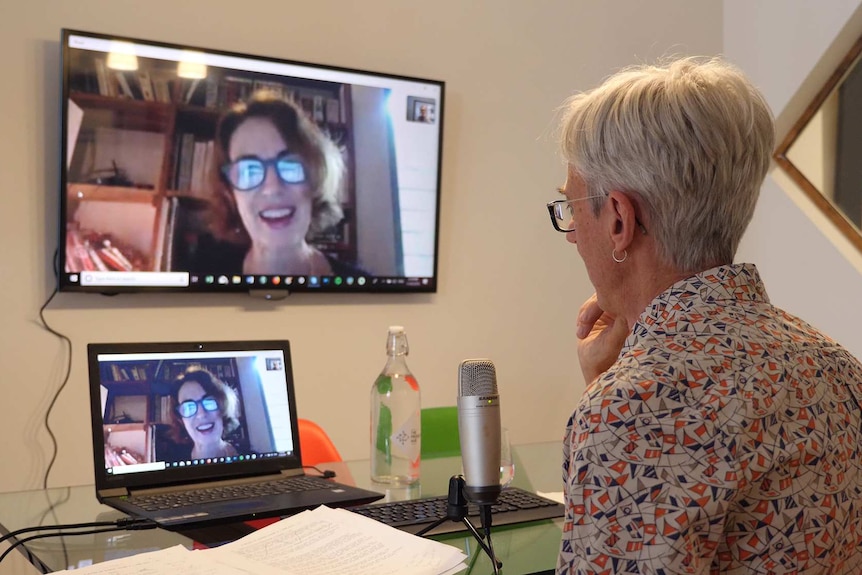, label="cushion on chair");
[297,418,343,467]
